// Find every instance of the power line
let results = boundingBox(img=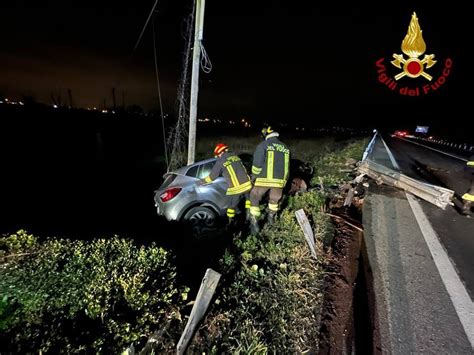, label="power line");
[133,0,160,54]
[152,17,169,168]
